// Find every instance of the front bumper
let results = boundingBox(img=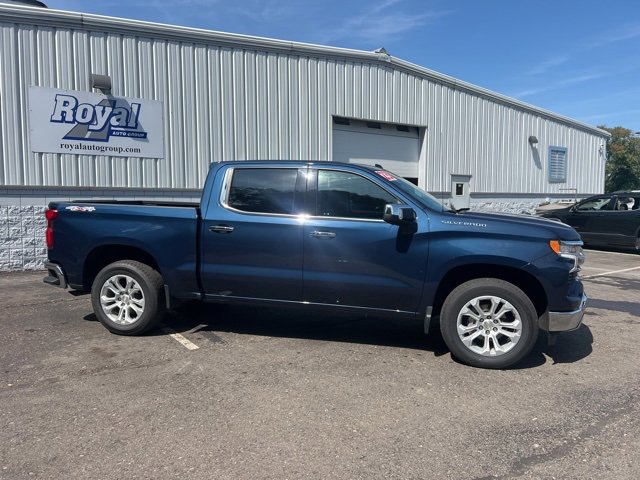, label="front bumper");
[540,293,587,332]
